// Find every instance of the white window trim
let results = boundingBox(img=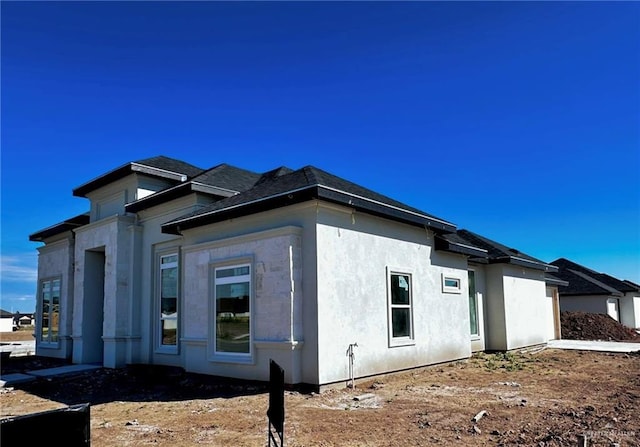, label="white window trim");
[38,276,62,348]
[155,250,179,354]
[387,267,415,348]
[209,257,255,364]
[442,273,462,294]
